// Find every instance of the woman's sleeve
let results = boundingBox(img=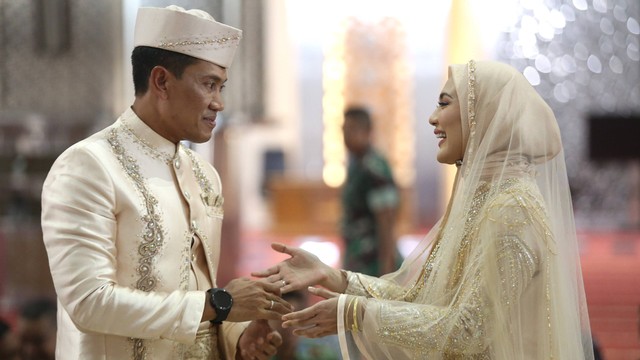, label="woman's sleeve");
[344,271,407,299]
[340,196,542,358]
[42,146,203,344]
